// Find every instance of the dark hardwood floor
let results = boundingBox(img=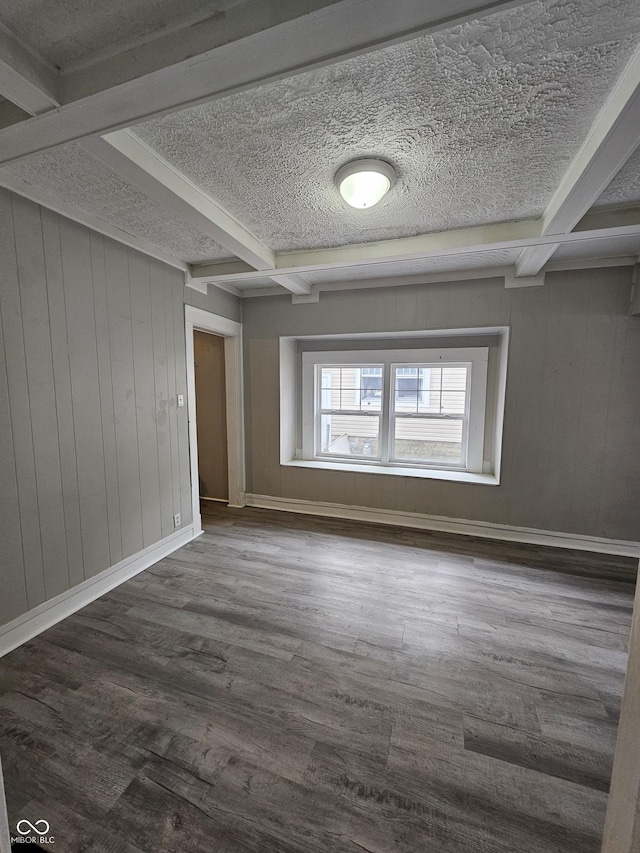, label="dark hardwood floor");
[0,505,636,852]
